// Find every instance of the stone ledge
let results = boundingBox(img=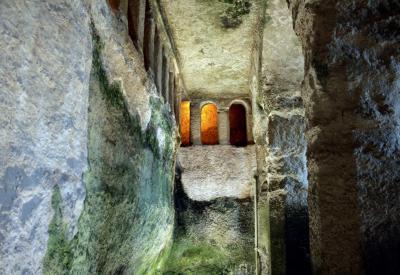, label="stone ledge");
[178,145,256,201]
